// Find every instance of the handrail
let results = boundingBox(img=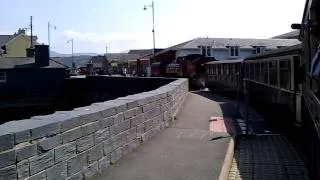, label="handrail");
[304,87,320,138]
